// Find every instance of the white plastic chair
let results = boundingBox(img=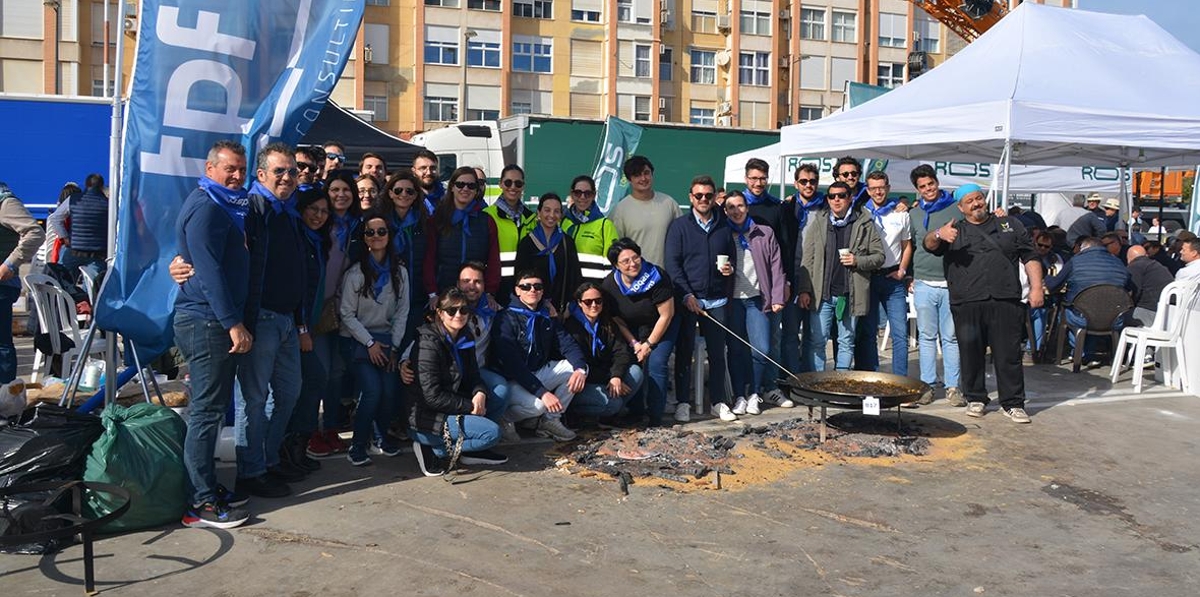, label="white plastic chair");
[1110,280,1200,393]
[22,273,105,384]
